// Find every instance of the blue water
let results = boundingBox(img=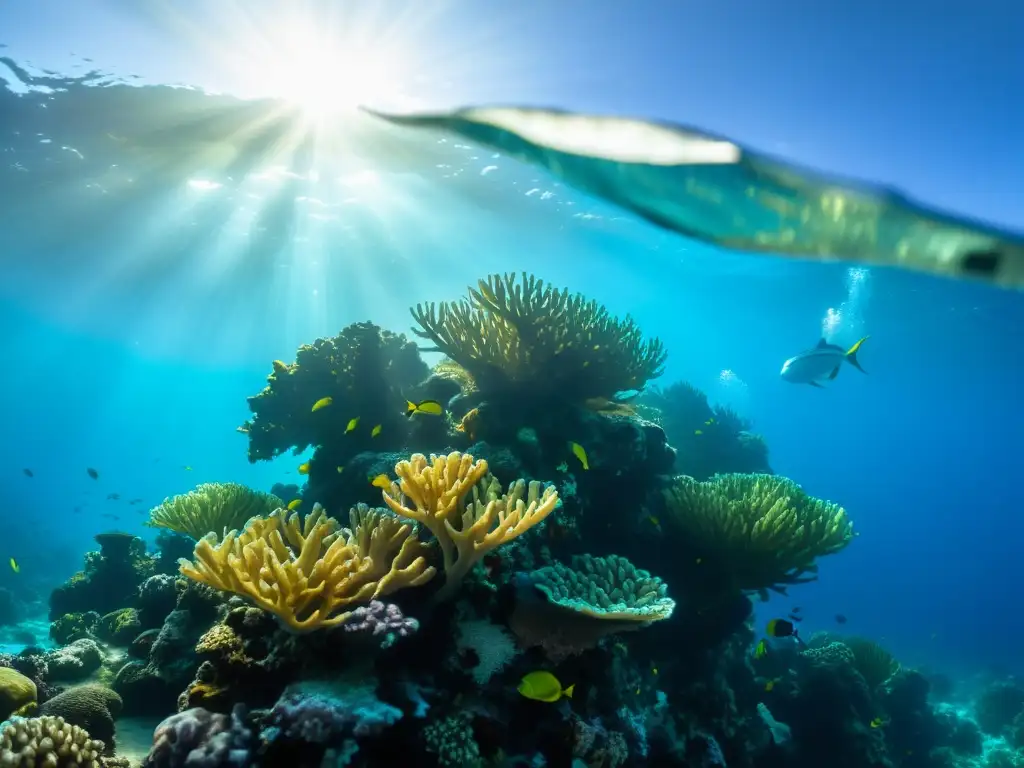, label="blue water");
[1,25,1023,767]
